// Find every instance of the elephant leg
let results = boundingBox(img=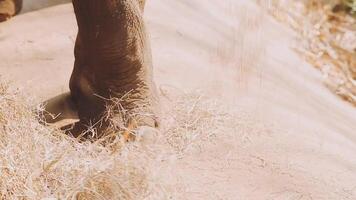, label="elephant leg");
[0,0,22,22]
[68,0,159,140]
